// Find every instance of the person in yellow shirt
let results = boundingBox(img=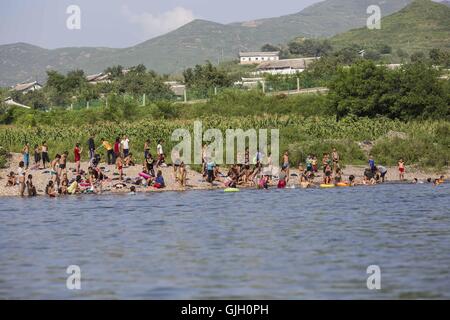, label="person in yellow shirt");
[67,175,82,195]
[100,138,114,165]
